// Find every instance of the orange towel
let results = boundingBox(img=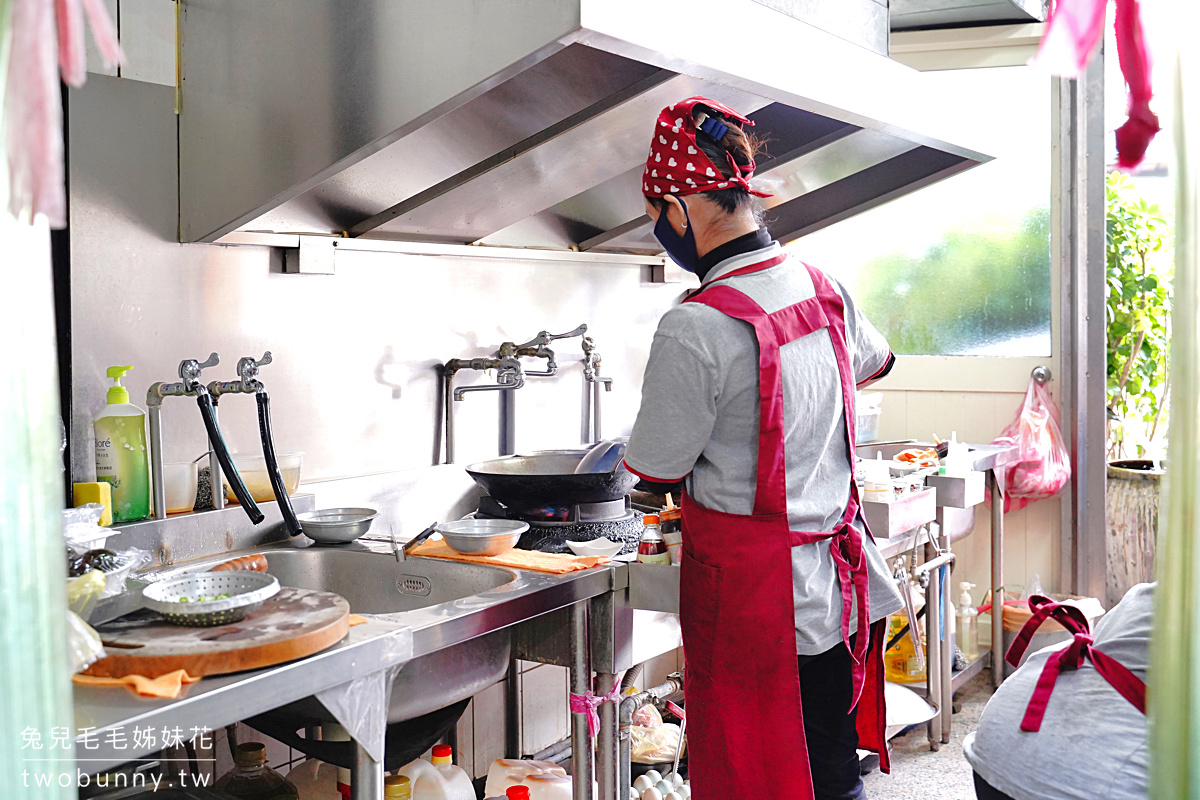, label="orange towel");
[348,614,368,626]
[409,540,611,574]
[73,669,201,699]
